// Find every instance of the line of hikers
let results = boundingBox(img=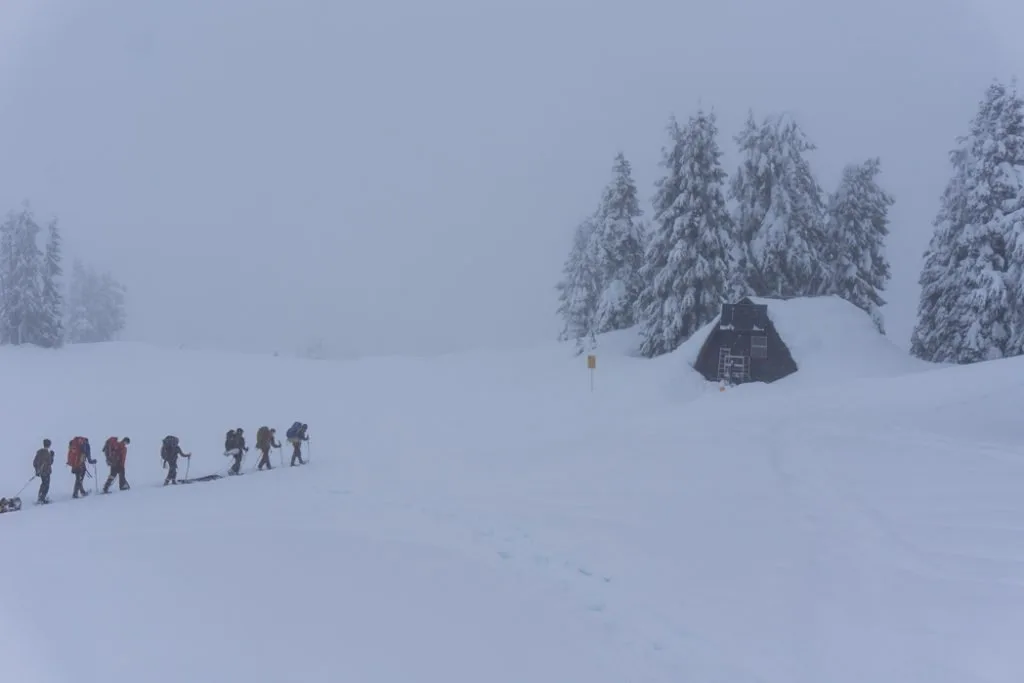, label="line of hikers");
[8,422,310,506]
